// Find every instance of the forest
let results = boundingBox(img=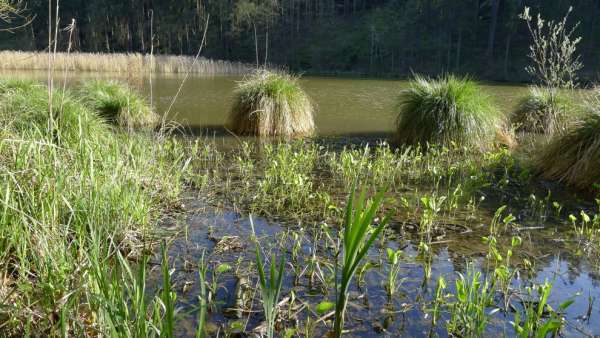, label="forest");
[2,0,600,80]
